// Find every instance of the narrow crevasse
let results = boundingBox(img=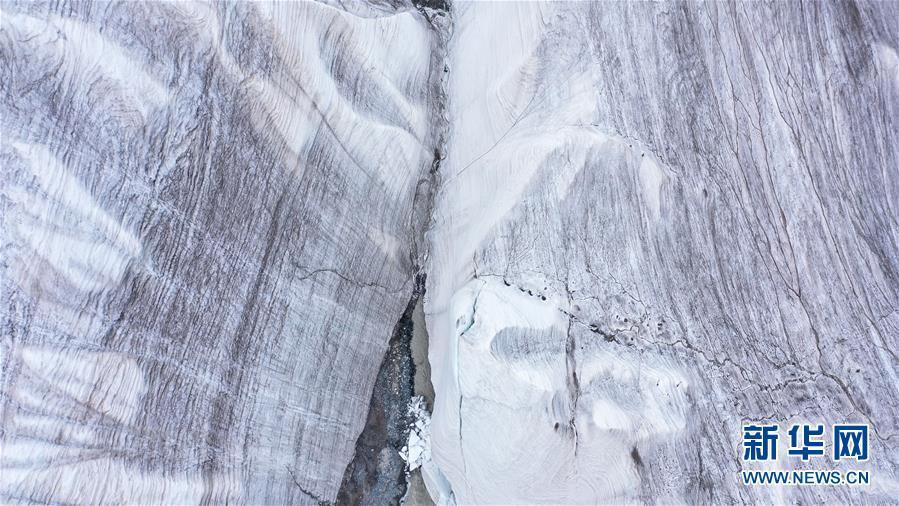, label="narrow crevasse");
[337,275,425,506]
[336,1,452,504]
